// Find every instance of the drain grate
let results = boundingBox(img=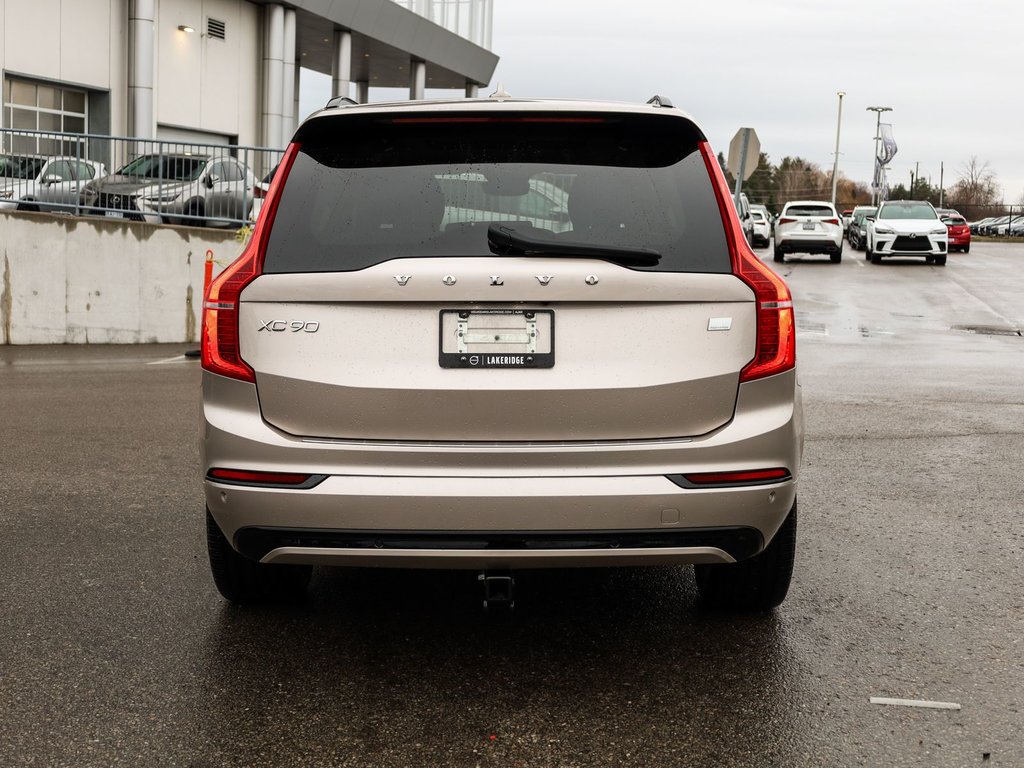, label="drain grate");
[953,324,1023,337]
